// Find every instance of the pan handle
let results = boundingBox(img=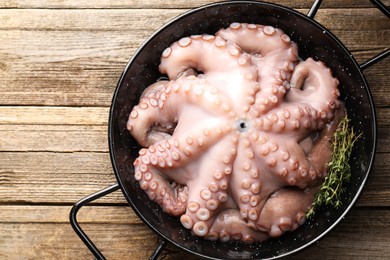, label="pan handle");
[307,0,323,19]
[69,183,120,260]
[70,184,168,259]
[359,49,390,70]
[360,0,390,70]
[370,0,390,19]
[308,0,390,21]
[306,0,390,70]
[150,240,167,260]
